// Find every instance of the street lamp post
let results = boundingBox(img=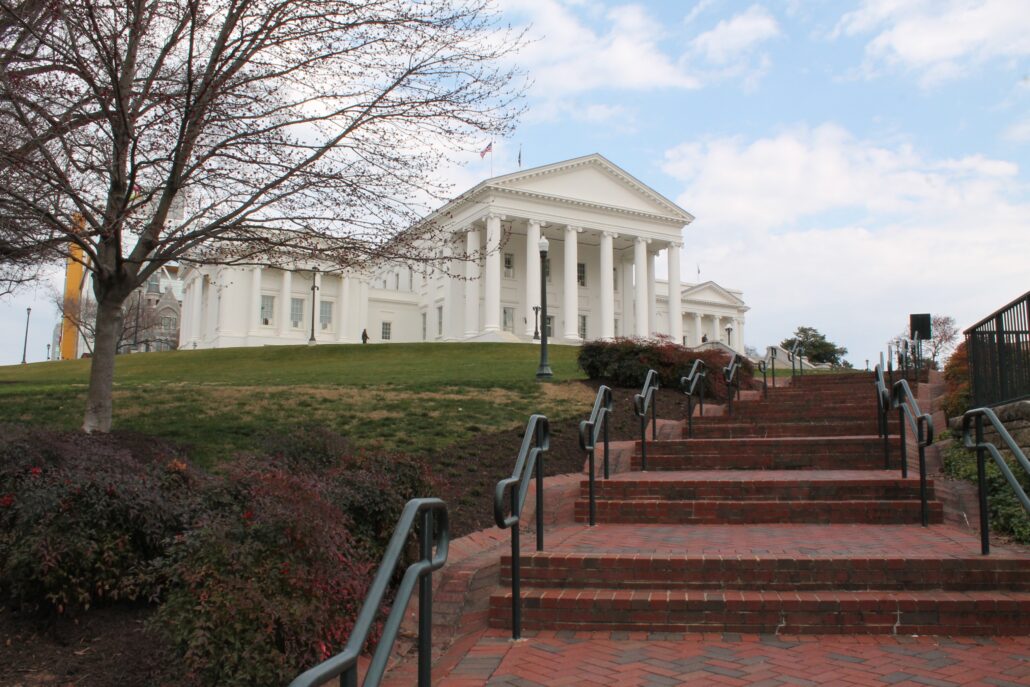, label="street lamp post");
[725,325,733,349]
[46,344,51,360]
[21,307,31,364]
[536,237,552,380]
[532,306,540,341]
[308,266,319,345]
